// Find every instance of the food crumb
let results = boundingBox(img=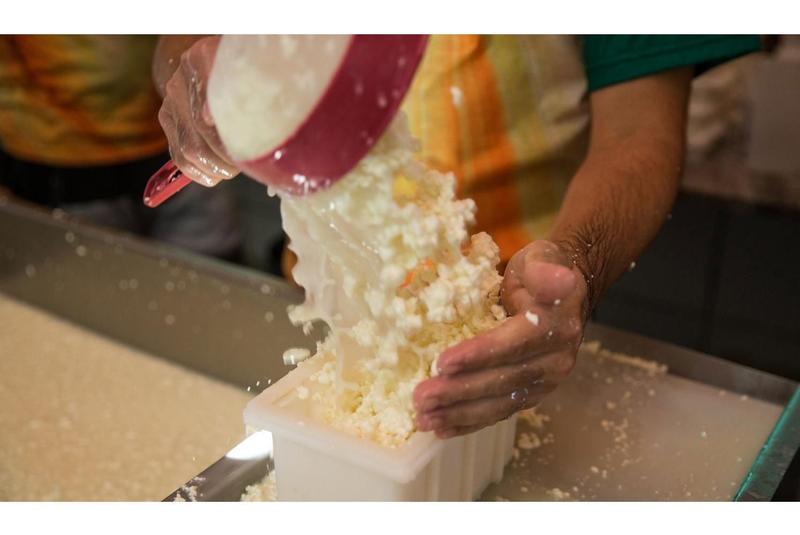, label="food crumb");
[546,488,571,501]
[517,432,541,450]
[282,348,311,366]
[517,408,550,429]
[173,476,205,502]
[241,471,277,501]
[524,311,539,326]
